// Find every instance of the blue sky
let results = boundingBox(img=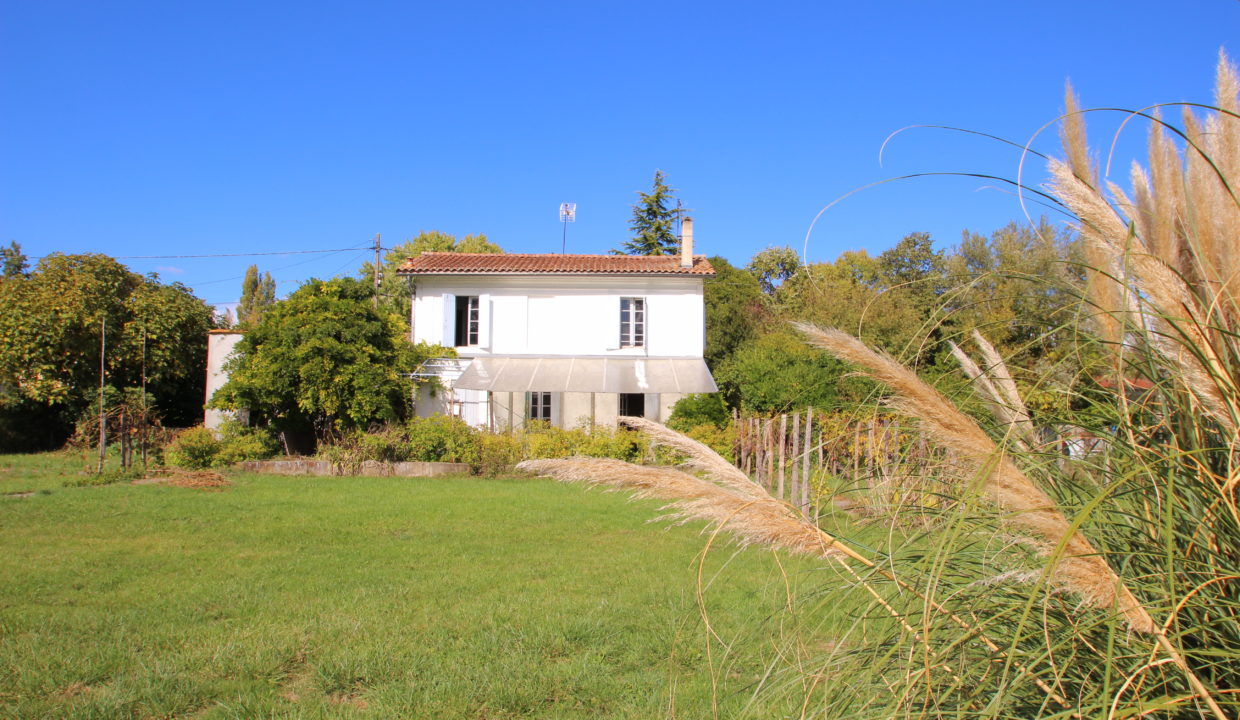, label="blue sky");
[2,1,1237,311]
